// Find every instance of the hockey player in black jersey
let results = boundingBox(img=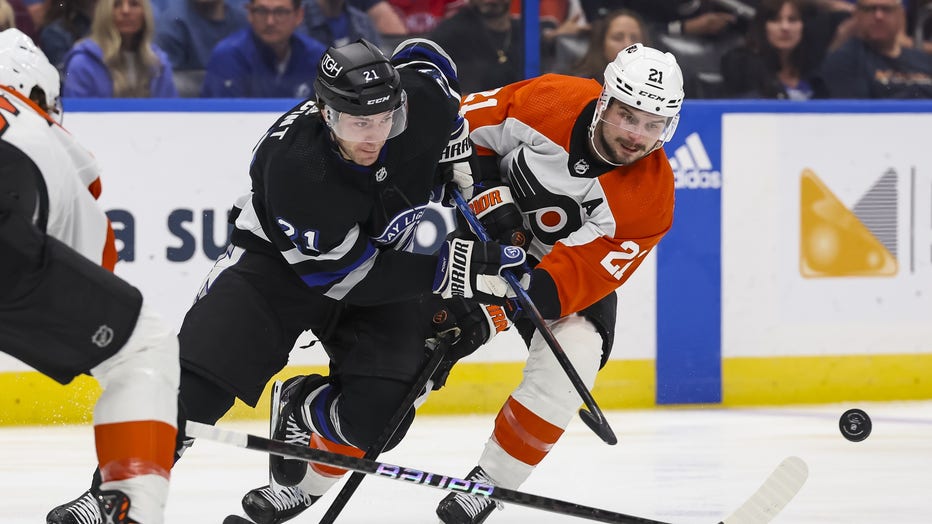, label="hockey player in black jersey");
[48,38,526,524]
